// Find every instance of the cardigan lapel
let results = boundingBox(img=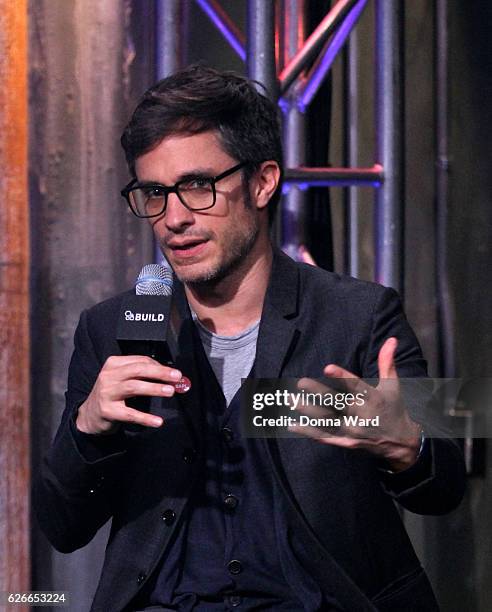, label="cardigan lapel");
[254,248,301,379]
[166,249,302,447]
[170,248,302,385]
[255,250,377,610]
[166,279,208,449]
